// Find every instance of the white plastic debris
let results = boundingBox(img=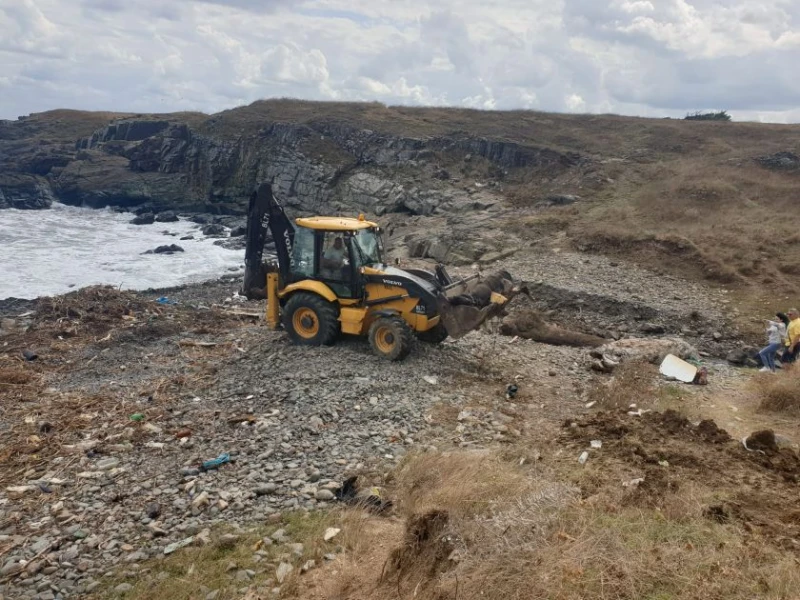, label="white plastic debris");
[590,440,602,449]
[659,353,697,383]
[423,375,438,385]
[578,451,589,465]
[623,477,645,488]
[323,527,341,542]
